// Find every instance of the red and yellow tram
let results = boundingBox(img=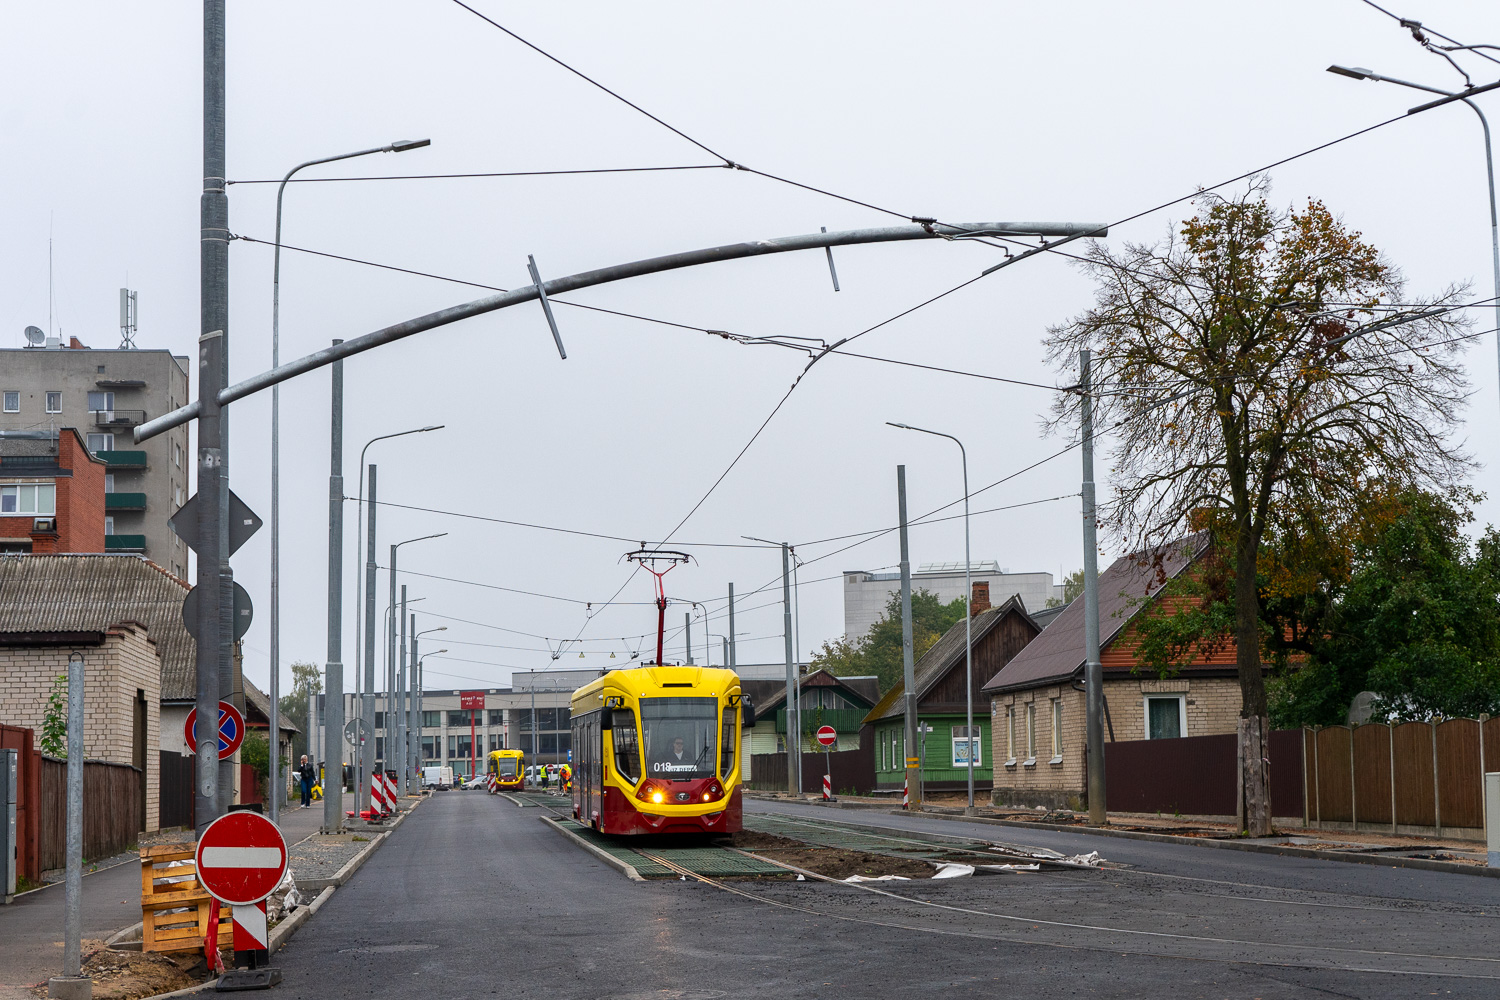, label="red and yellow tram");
[570,665,750,835]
